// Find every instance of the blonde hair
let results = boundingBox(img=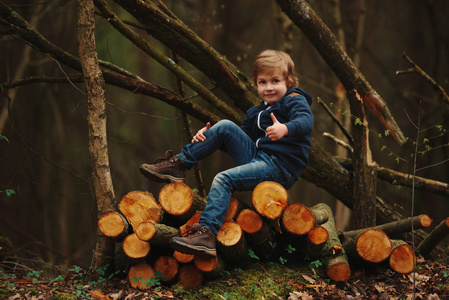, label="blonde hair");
[253,50,299,88]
